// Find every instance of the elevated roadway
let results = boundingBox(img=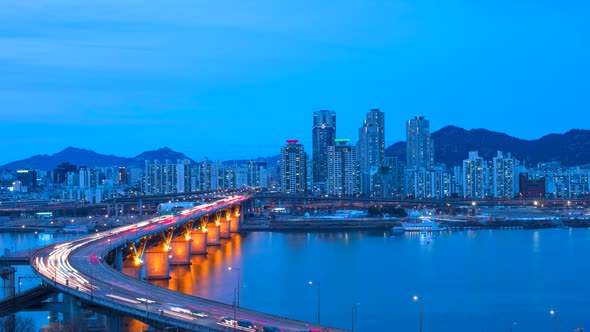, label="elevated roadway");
[30,194,343,332]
